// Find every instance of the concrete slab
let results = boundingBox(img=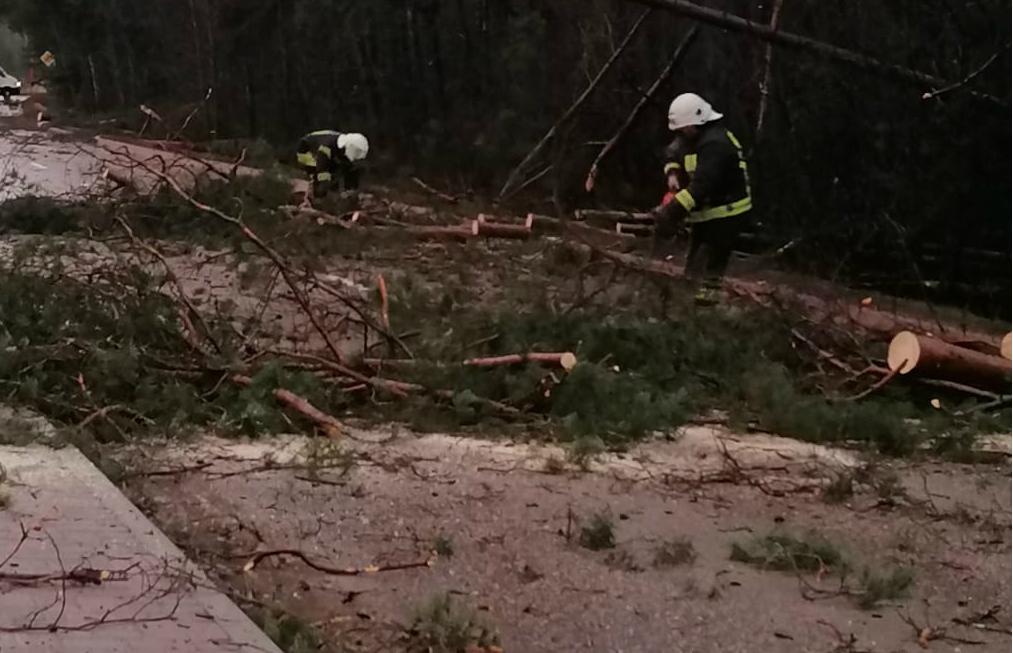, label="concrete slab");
[0,445,282,653]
